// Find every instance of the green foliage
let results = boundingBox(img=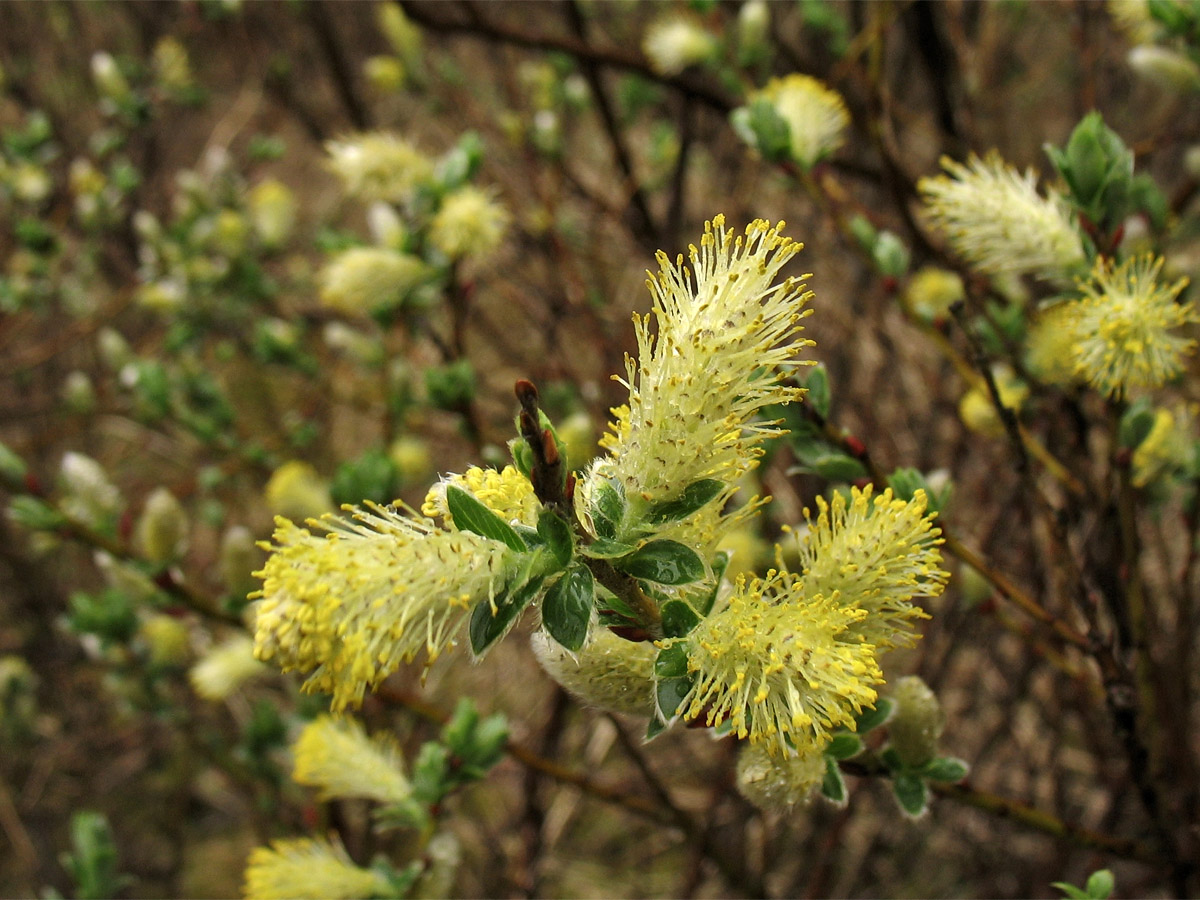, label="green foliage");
[59,811,133,900]
[1044,111,1133,237]
[615,540,706,585]
[541,564,595,651]
[644,479,725,526]
[331,449,401,507]
[67,589,140,645]
[1052,869,1116,900]
[425,359,476,411]
[446,485,527,552]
